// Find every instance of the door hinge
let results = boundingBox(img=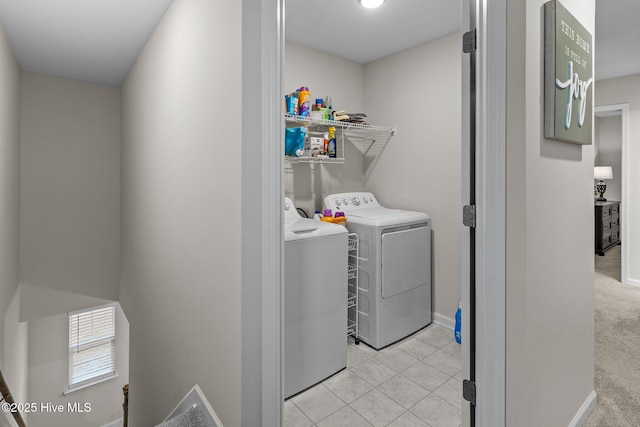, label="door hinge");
[463,29,477,53]
[463,379,477,406]
[463,205,476,228]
